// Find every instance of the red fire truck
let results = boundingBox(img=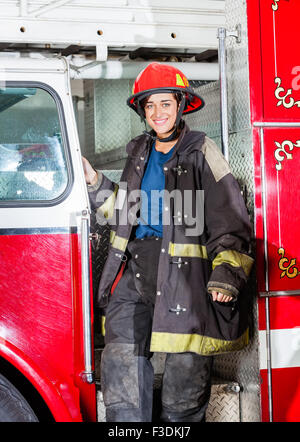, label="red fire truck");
[0,0,299,422]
